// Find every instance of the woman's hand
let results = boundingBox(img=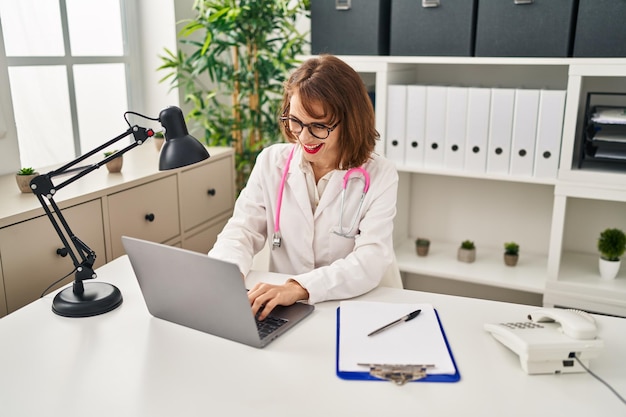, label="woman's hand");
[248,280,309,320]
